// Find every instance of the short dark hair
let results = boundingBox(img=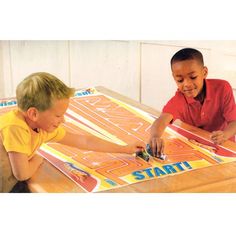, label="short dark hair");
[170,48,204,66]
